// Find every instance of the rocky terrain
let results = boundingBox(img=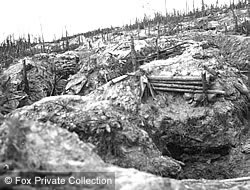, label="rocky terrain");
[0,3,250,190]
